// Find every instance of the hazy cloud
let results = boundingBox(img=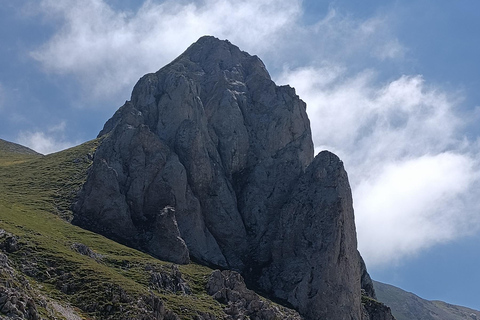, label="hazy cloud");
[31,0,301,103]
[17,121,77,154]
[30,0,402,105]
[309,10,406,63]
[278,66,480,267]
